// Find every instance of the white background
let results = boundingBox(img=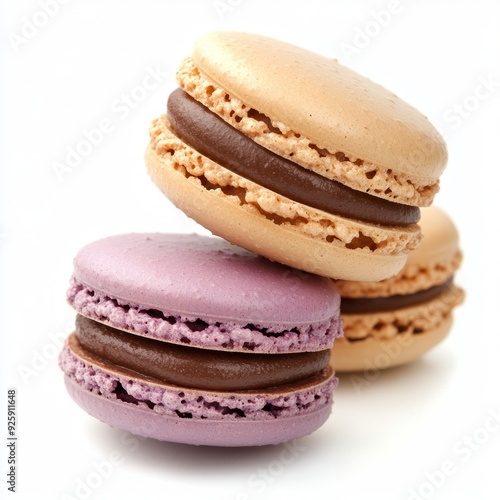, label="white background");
[1,1,499,499]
